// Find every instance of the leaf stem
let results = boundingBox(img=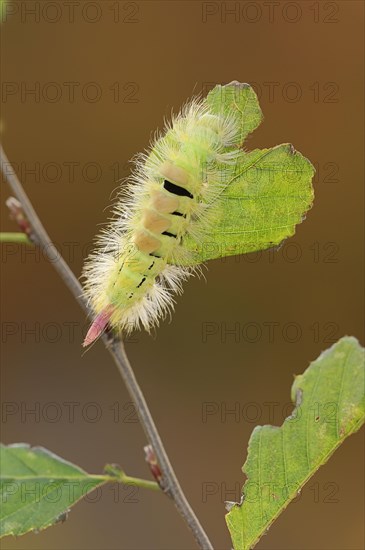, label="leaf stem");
[0,232,31,243]
[0,145,214,550]
[104,473,160,492]
[116,474,159,491]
